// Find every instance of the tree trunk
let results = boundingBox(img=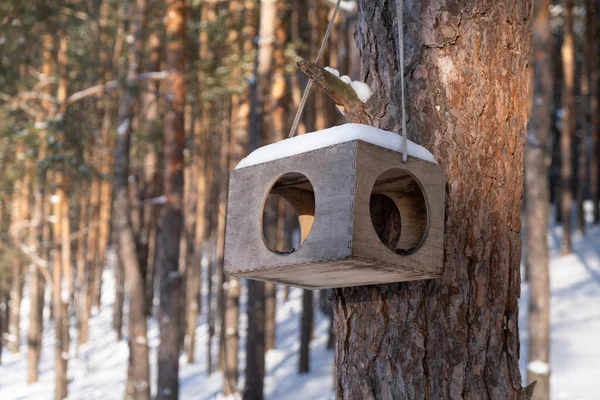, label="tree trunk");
[53,24,71,400]
[0,287,3,365]
[8,144,29,354]
[578,0,594,235]
[560,0,575,254]
[242,0,281,396]
[332,2,531,399]
[156,0,186,398]
[52,174,69,400]
[591,0,599,224]
[113,246,125,340]
[299,289,313,373]
[221,0,258,390]
[216,97,231,372]
[96,0,118,312]
[27,31,54,383]
[243,280,265,400]
[8,258,22,354]
[113,0,151,398]
[185,13,210,359]
[526,0,553,398]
